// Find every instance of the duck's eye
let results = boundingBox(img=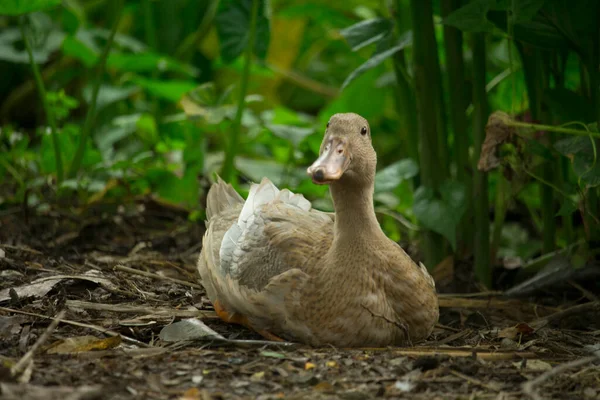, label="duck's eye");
[360,126,368,136]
